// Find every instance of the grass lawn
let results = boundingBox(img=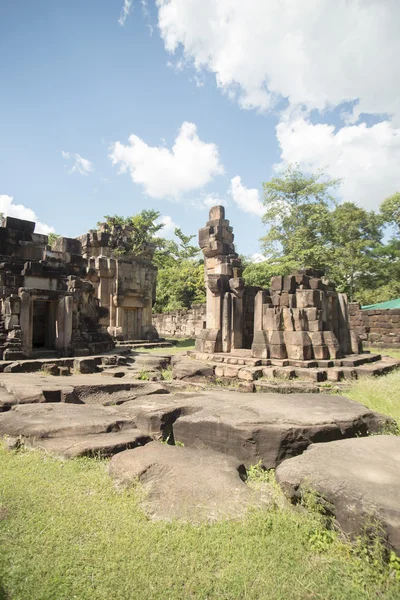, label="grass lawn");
[1,448,400,600]
[134,338,195,354]
[1,344,400,599]
[344,347,400,425]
